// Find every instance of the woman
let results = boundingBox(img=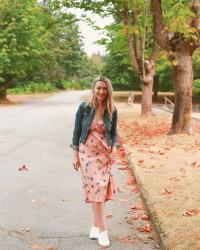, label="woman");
[70,76,118,247]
